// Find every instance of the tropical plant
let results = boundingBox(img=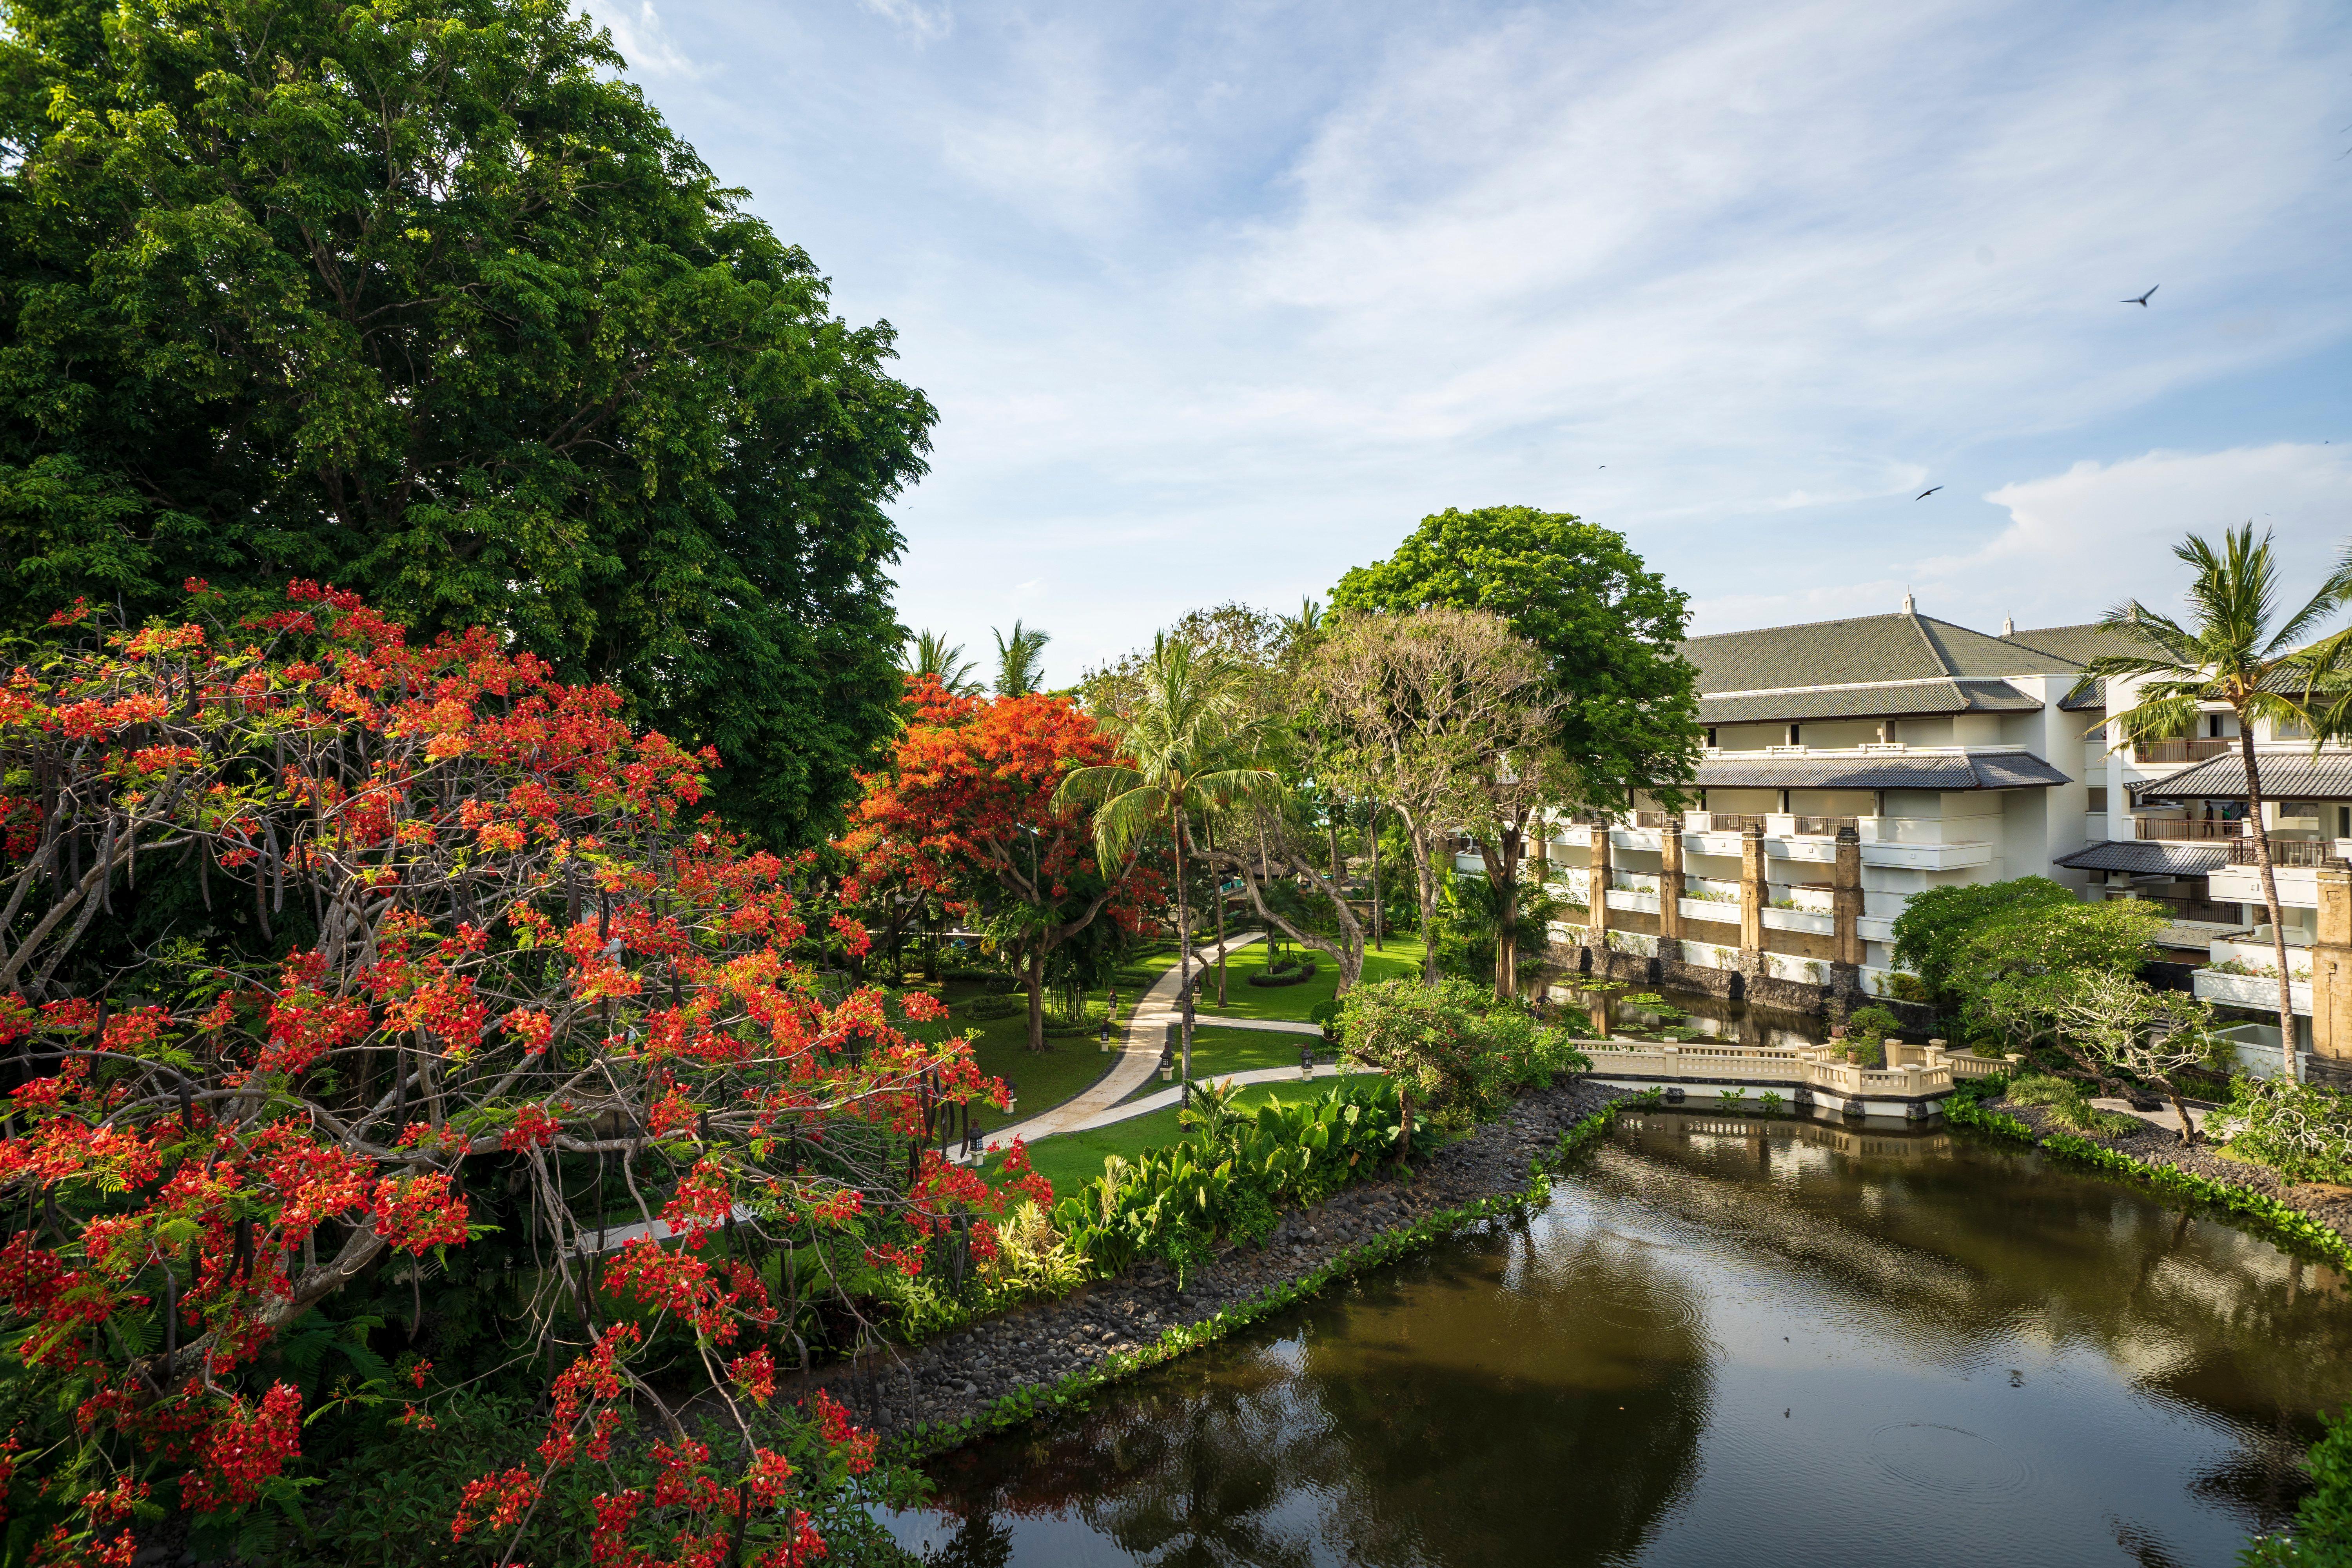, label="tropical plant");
[1055,635,1287,1093]
[1979,971,2223,1141]
[2239,1403,2352,1565]
[2073,524,2352,1077]
[0,0,937,853]
[1337,977,1590,1132]
[2211,1077,2352,1185]
[1892,878,2081,1003]
[991,620,1053,699]
[0,585,1012,1562]
[902,630,982,696]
